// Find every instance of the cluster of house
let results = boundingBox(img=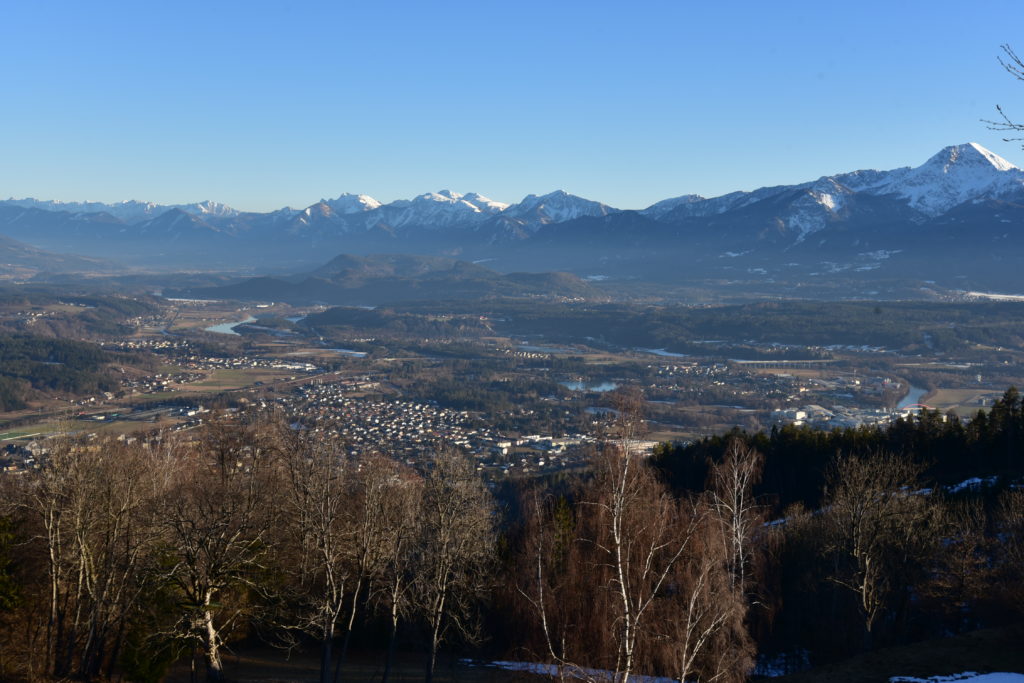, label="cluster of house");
[101,338,190,351]
[651,361,729,377]
[177,353,318,373]
[795,375,902,399]
[274,380,598,478]
[0,441,45,474]
[119,371,205,395]
[770,404,897,429]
